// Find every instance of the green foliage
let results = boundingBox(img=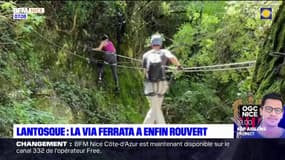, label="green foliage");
[0,98,61,137]
[163,1,282,123]
[166,82,231,123]
[0,1,15,12]
[161,2,171,16]
[0,0,151,137]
